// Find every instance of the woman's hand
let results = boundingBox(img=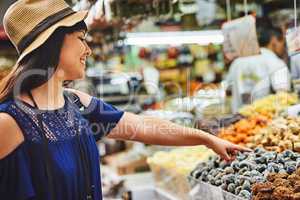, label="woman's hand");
[206,134,252,161]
